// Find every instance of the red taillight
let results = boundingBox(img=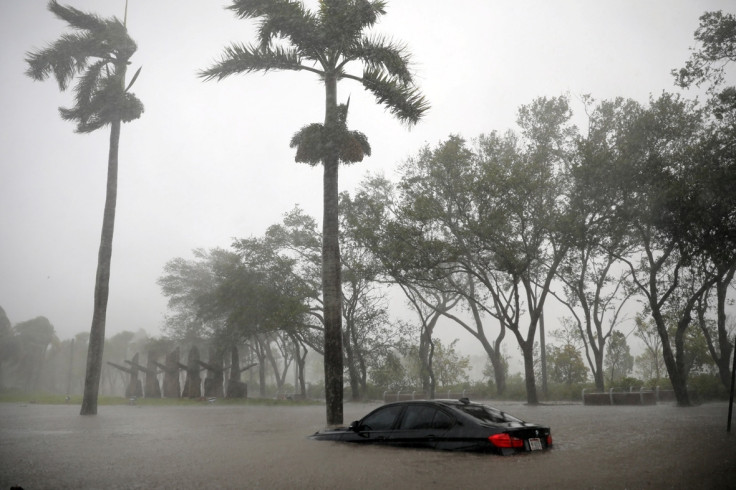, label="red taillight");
[546,434,553,446]
[488,433,524,448]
